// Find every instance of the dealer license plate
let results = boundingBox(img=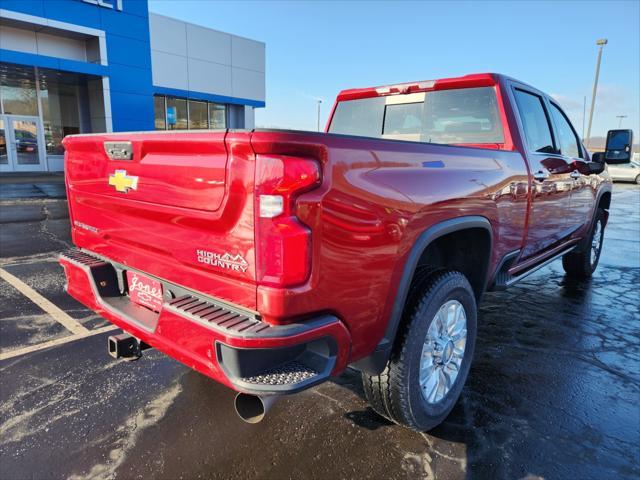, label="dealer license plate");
[126,270,163,312]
